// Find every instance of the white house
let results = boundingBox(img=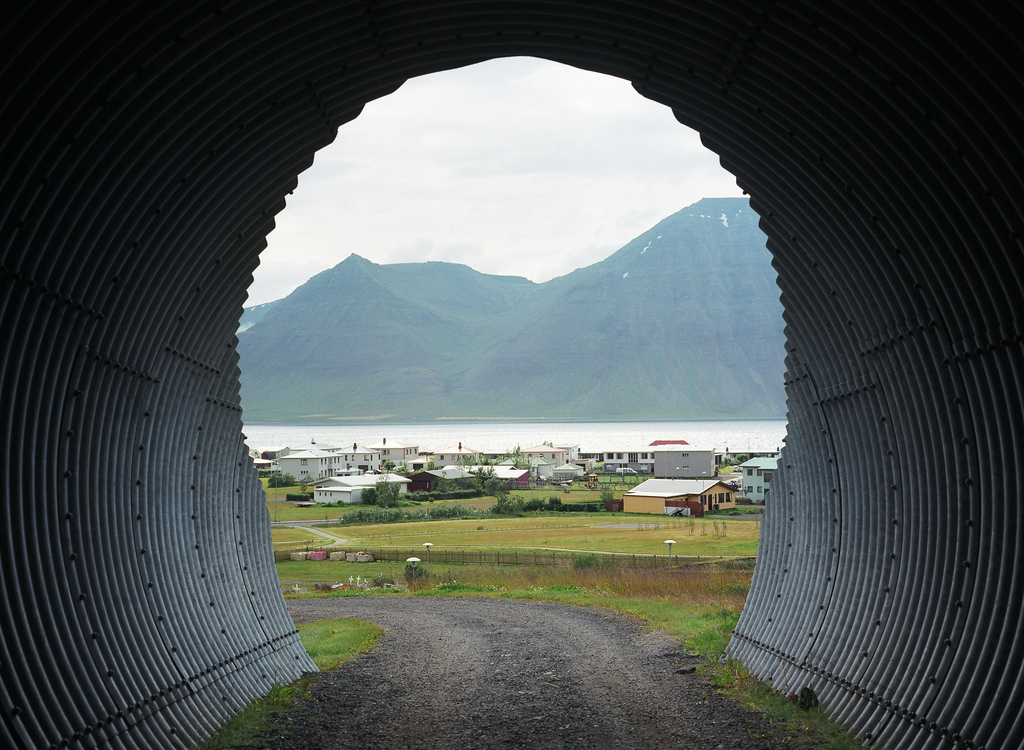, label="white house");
[333,443,382,473]
[553,463,585,481]
[433,442,480,466]
[739,457,777,501]
[652,447,716,478]
[311,473,411,504]
[601,449,655,474]
[367,438,419,467]
[556,444,581,463]
[279,448,347,481]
